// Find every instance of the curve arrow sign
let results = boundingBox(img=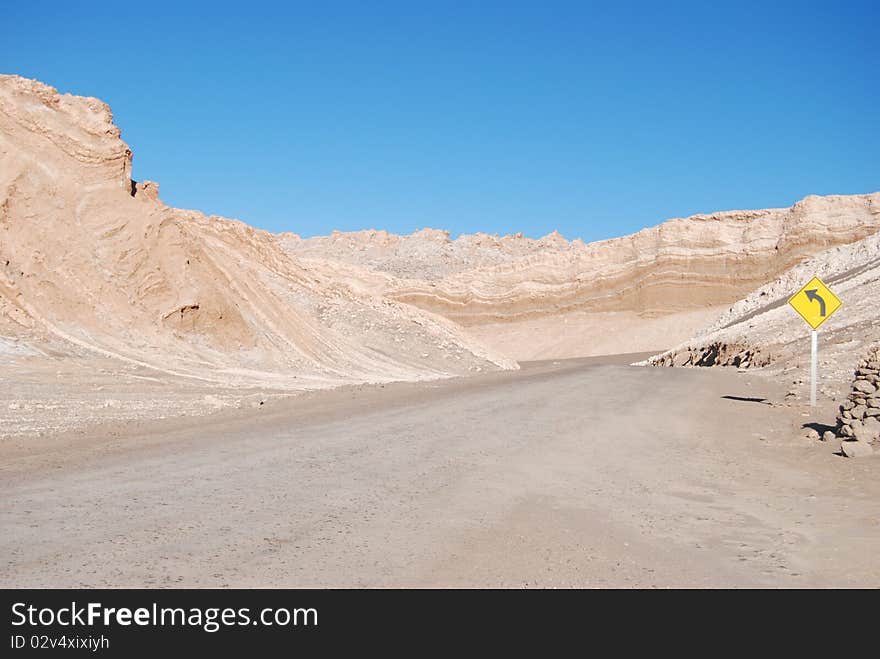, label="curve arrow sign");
[788,276,841,330]
[805,289,826,316]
